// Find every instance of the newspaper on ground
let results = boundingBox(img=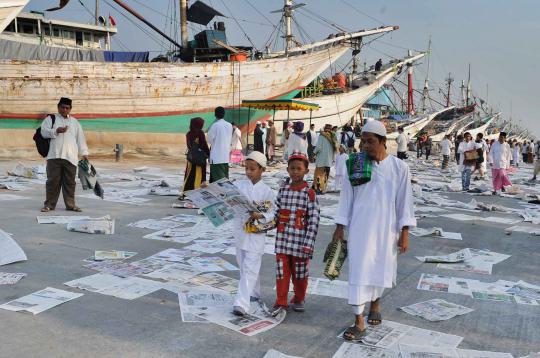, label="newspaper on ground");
[144,263,202,283]
[67,215,115,234]
[332,343,399,358]
[83,260,153,278]
[399,299,474,321]
[162,214,201,224]
[505,225,540,235]
[143,227,197,244]
[416,248,472,263]
[339,319,463,351]
[410,227,462,240]
[0,229,27,266]
[7,163,42,179]
[94,276,164,300]
[457,349,514,358]
[93,251,137,261]
[398,344,459,358]
[305,277,348,299]
[480,216,521,225]
[0,272,27,285]
[505,280,540,301]
[187,256,238,272]
[177,289,234,323]
[187,272,239,294]
[128,218,181,231]
[263,349,303,358]
[190,299,286,336]
[149,187,180,196]
[147,248,202,263]
[416,273,478,296]
[65,273,126,292]
[438,261,493,275]
[36,216,90,224]
[0,287,83,314]
[415,206,448,213]
[183,241,231,254]
[185,179,259,227]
